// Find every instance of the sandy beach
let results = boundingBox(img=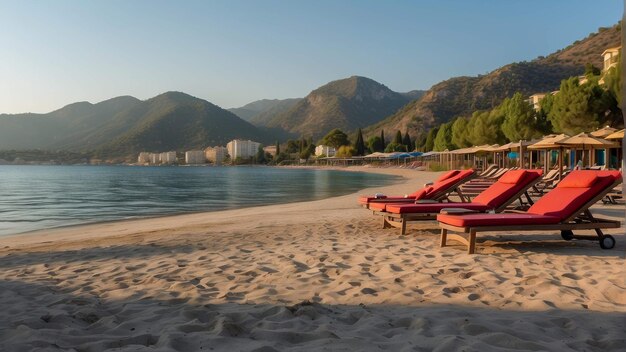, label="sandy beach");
[0,166,624,351]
